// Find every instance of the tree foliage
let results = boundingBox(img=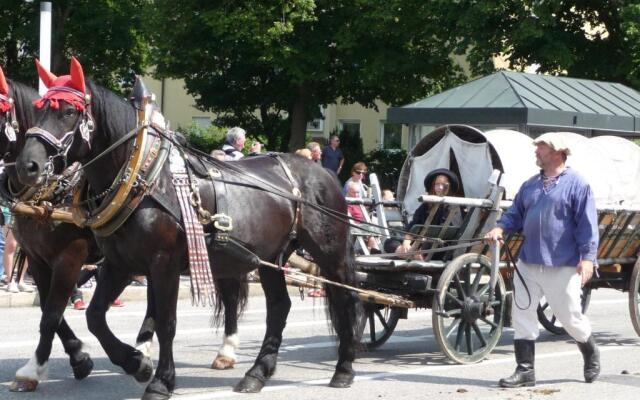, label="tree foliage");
[150,0,466,151]
[0,0,151,92]
[448,0,640,88]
